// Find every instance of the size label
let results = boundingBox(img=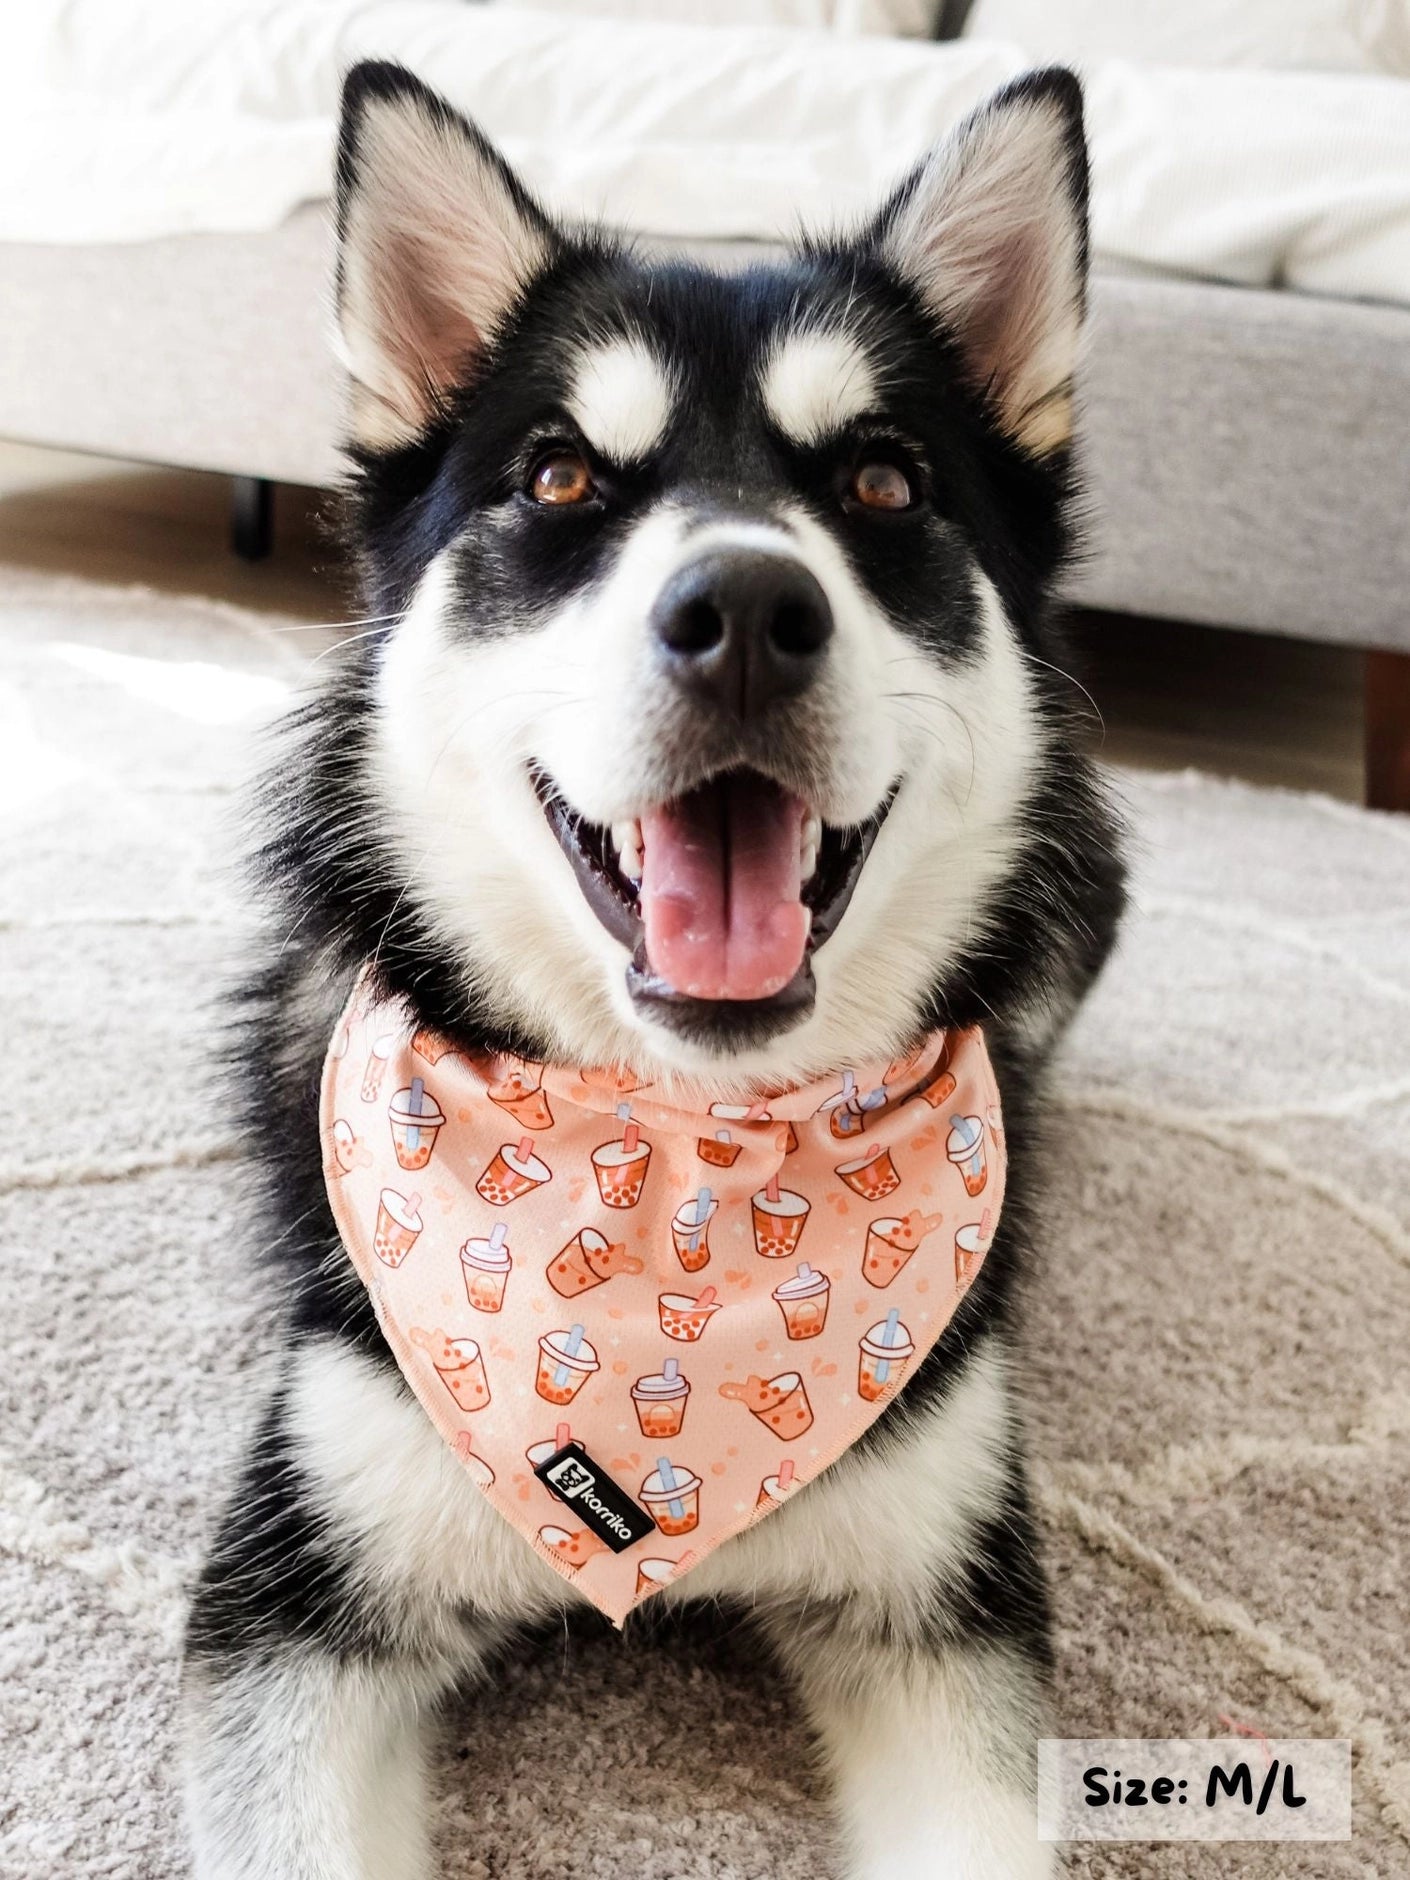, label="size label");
[533,1442,656,1553]
[1037,1739,1352,1841]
